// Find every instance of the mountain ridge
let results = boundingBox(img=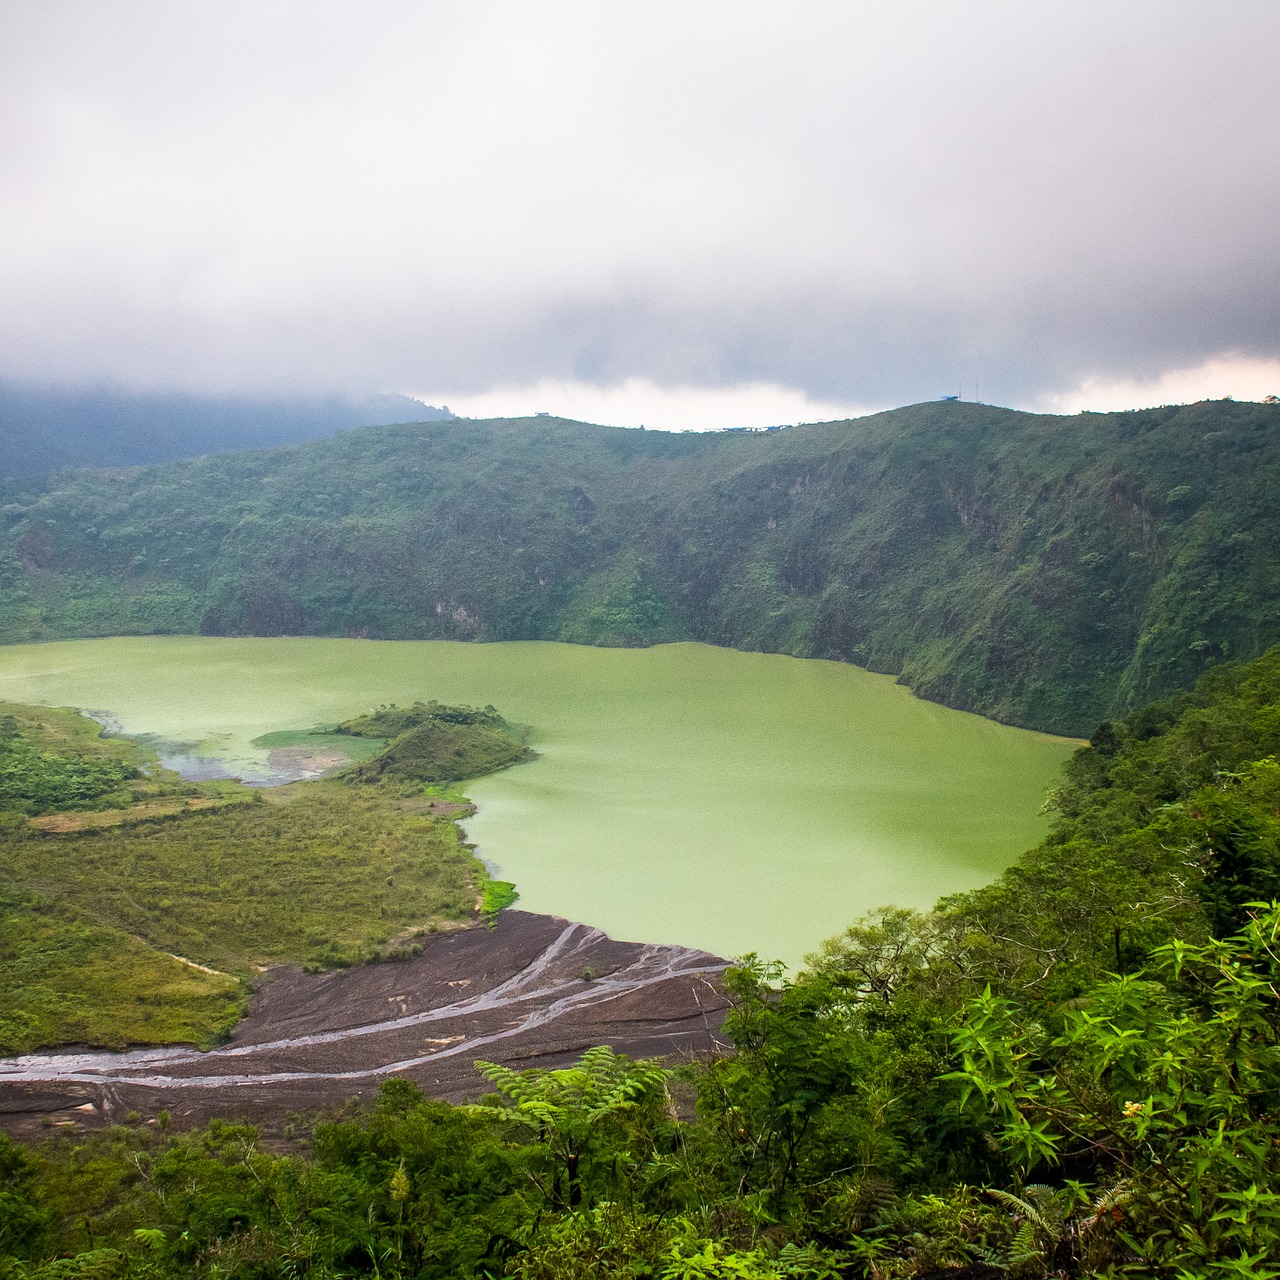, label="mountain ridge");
[4,397,1279,735]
